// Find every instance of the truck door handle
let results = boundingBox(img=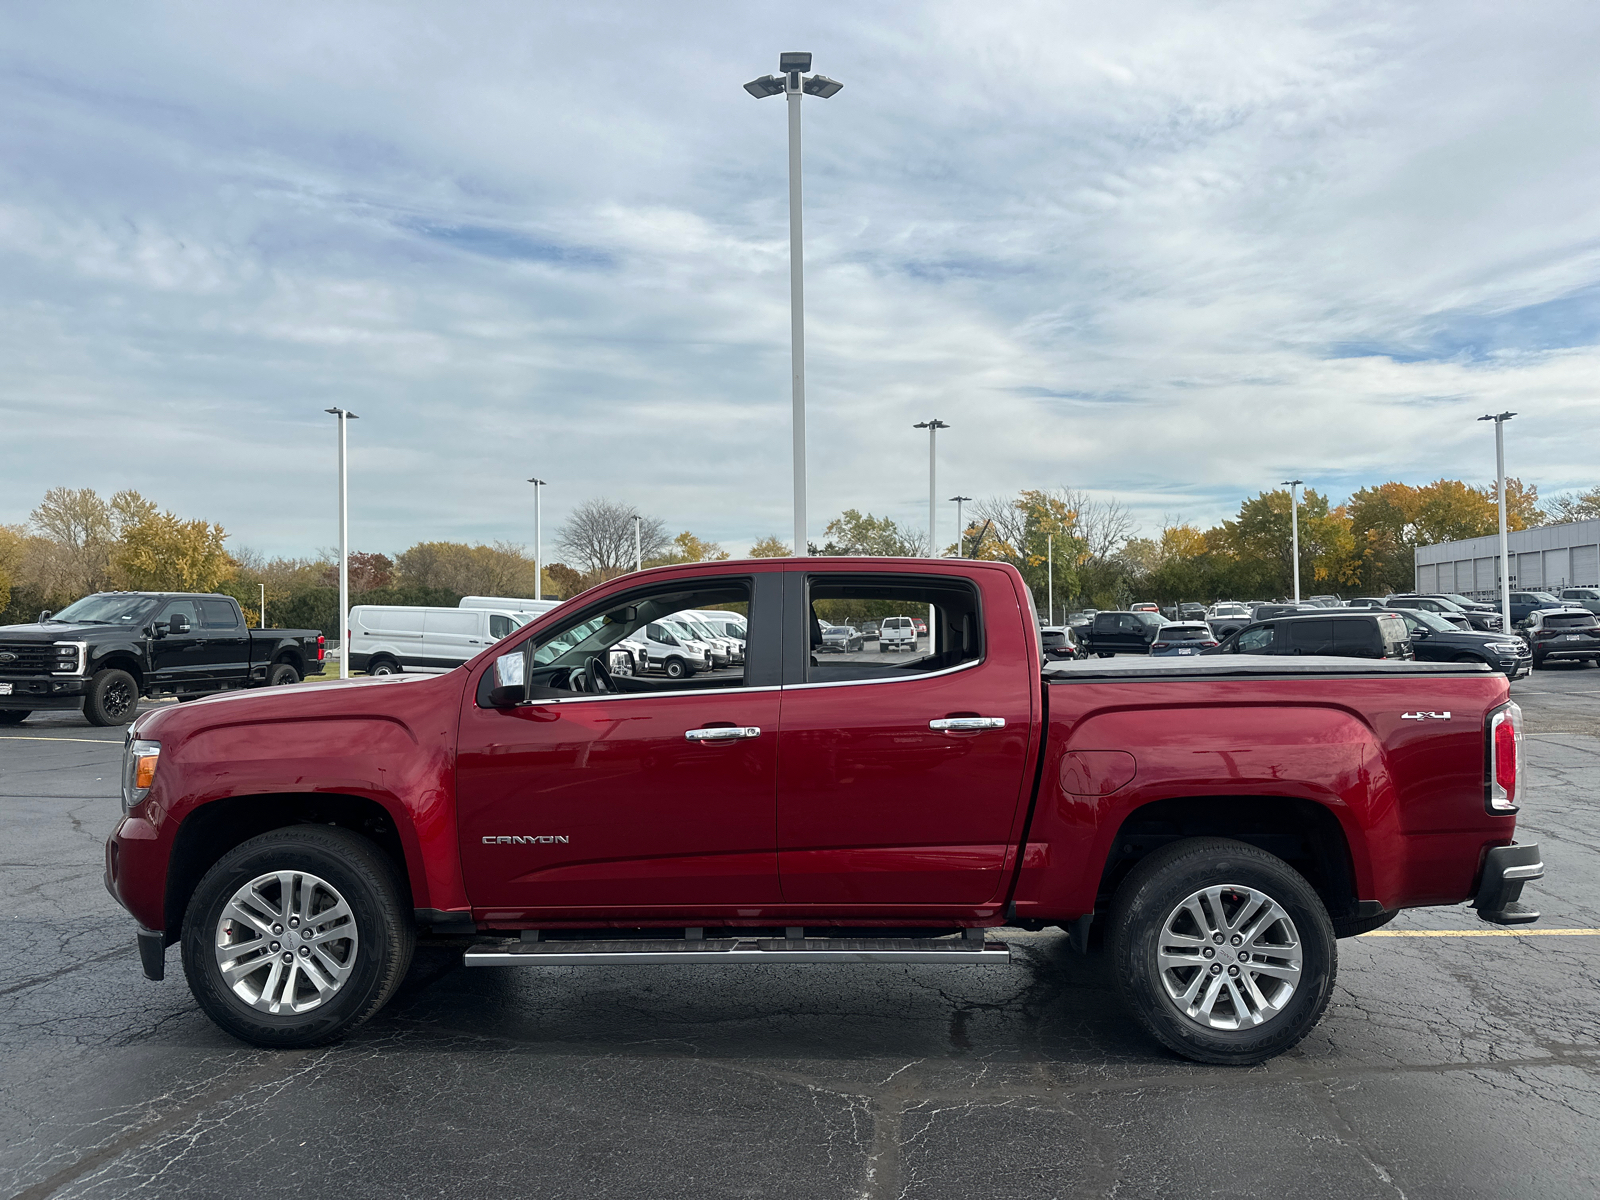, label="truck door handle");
[685,726,762,741]
[930,717,1006,732]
